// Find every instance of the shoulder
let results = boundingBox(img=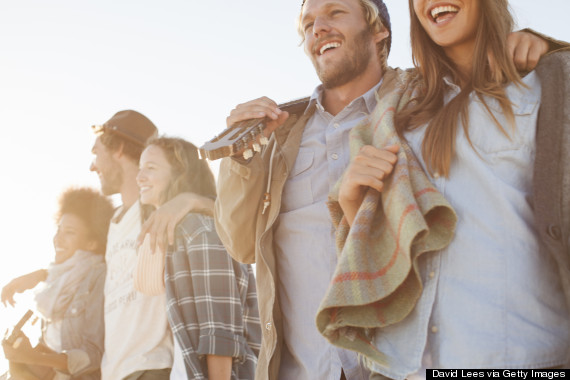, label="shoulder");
[175,212,218,242]
[535,50,570,87]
